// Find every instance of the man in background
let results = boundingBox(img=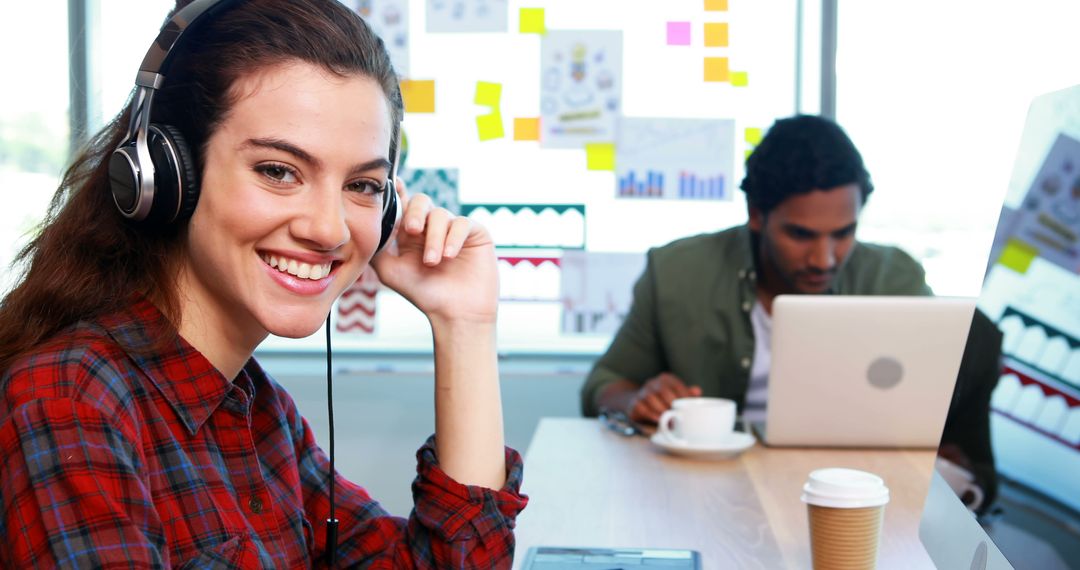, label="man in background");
[580,114,1001,510]
[582,114,930,423]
